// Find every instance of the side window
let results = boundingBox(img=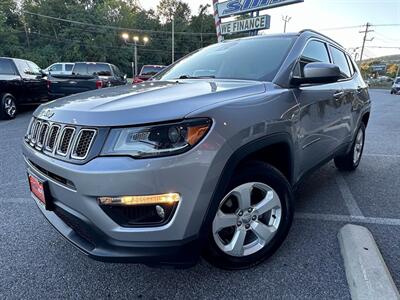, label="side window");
[0,59,16,75]
[49,64,62,72]
[295,40,330,77]
[65,64,74,72]
[27,61,42,76]
[329,46,351,78]
[14,60,33,78]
